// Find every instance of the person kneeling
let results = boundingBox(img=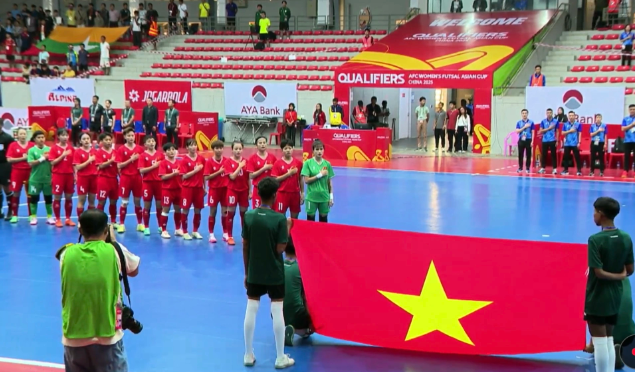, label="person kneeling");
[283,236,314,346]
